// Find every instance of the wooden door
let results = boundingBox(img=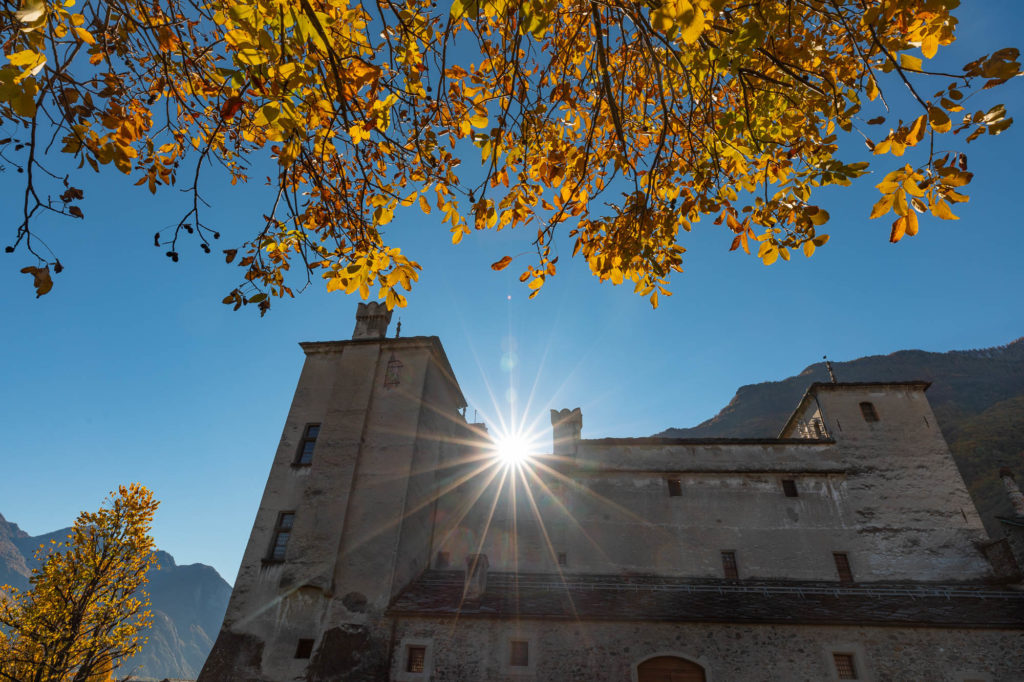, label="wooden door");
[636,656,707,682]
